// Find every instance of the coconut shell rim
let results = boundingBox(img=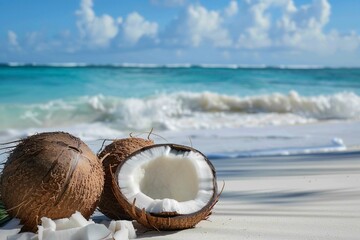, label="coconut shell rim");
[110,143,219,230]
